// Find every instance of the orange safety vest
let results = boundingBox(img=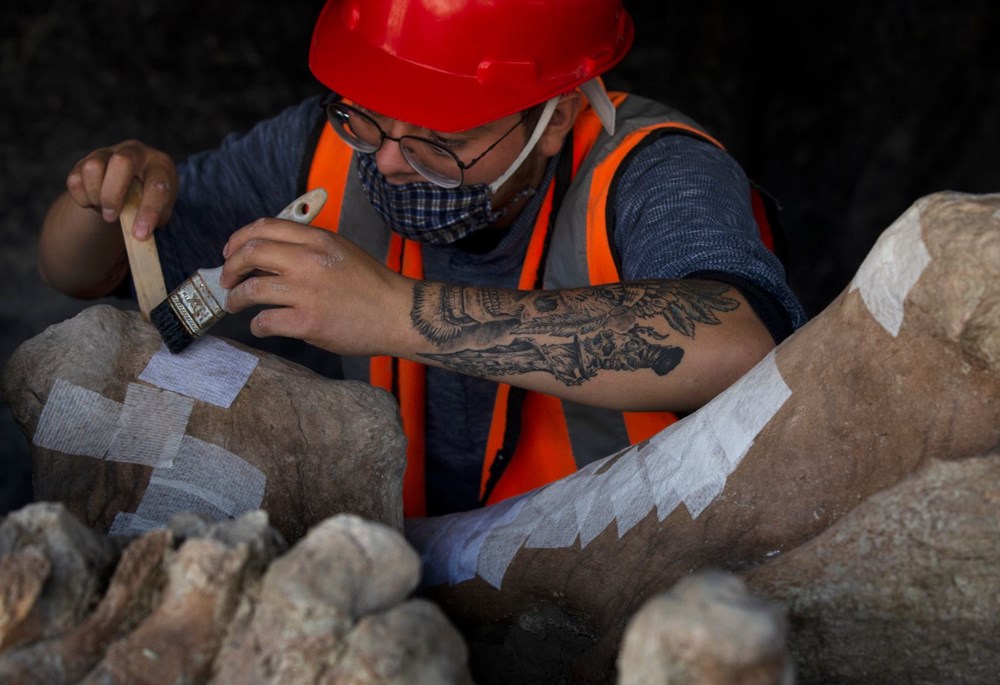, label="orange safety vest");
[305,93,778,516]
